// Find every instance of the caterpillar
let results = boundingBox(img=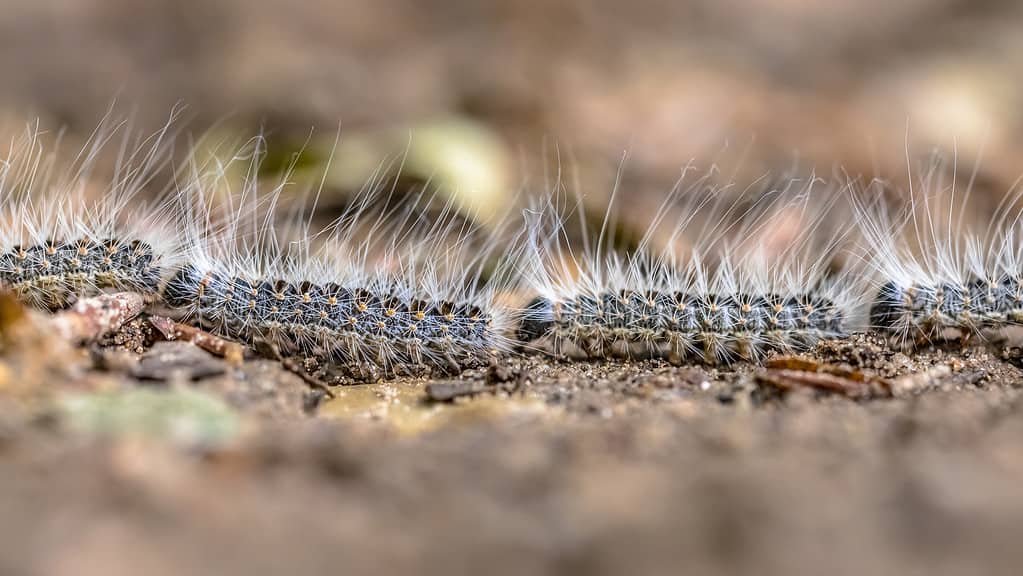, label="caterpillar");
[160,135,520,381]
[852,153,1023,348]
[0,109,181,310]
[517,165,865,365]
